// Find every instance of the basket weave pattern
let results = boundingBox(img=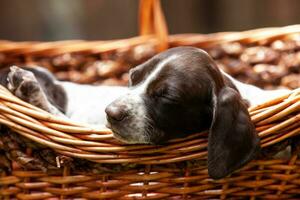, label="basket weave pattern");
[0,1,300,199]
[0,29,299,199]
